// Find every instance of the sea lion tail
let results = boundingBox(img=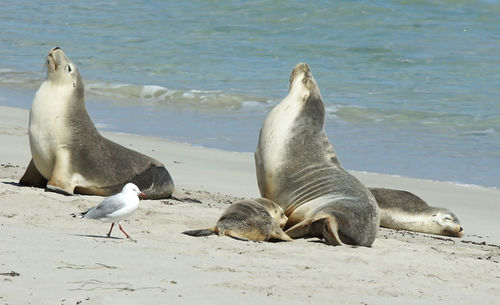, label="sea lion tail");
[182,228,217,237]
